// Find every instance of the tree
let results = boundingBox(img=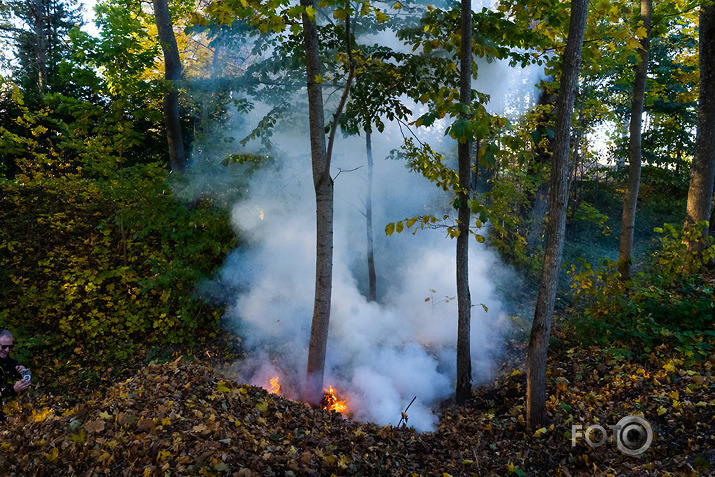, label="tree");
[200,0,369,405]
[341,44,415,302]
[388,2,546,404]
[526,0,589,430]
[618,0,653,279]
[301,0,334,406]
[641,26,697,170]
[684,0,715,255]
[455,0,473,405]
[3,0,83,98]
[153,0,187,173]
